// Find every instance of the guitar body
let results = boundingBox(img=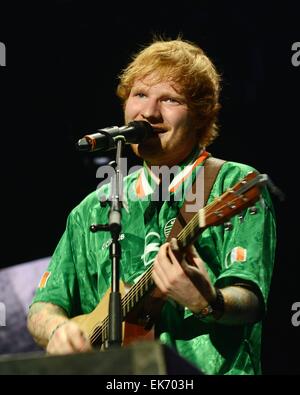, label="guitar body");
[123,322,155,346]
[71,281,157,347]
[71,284,119,343]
